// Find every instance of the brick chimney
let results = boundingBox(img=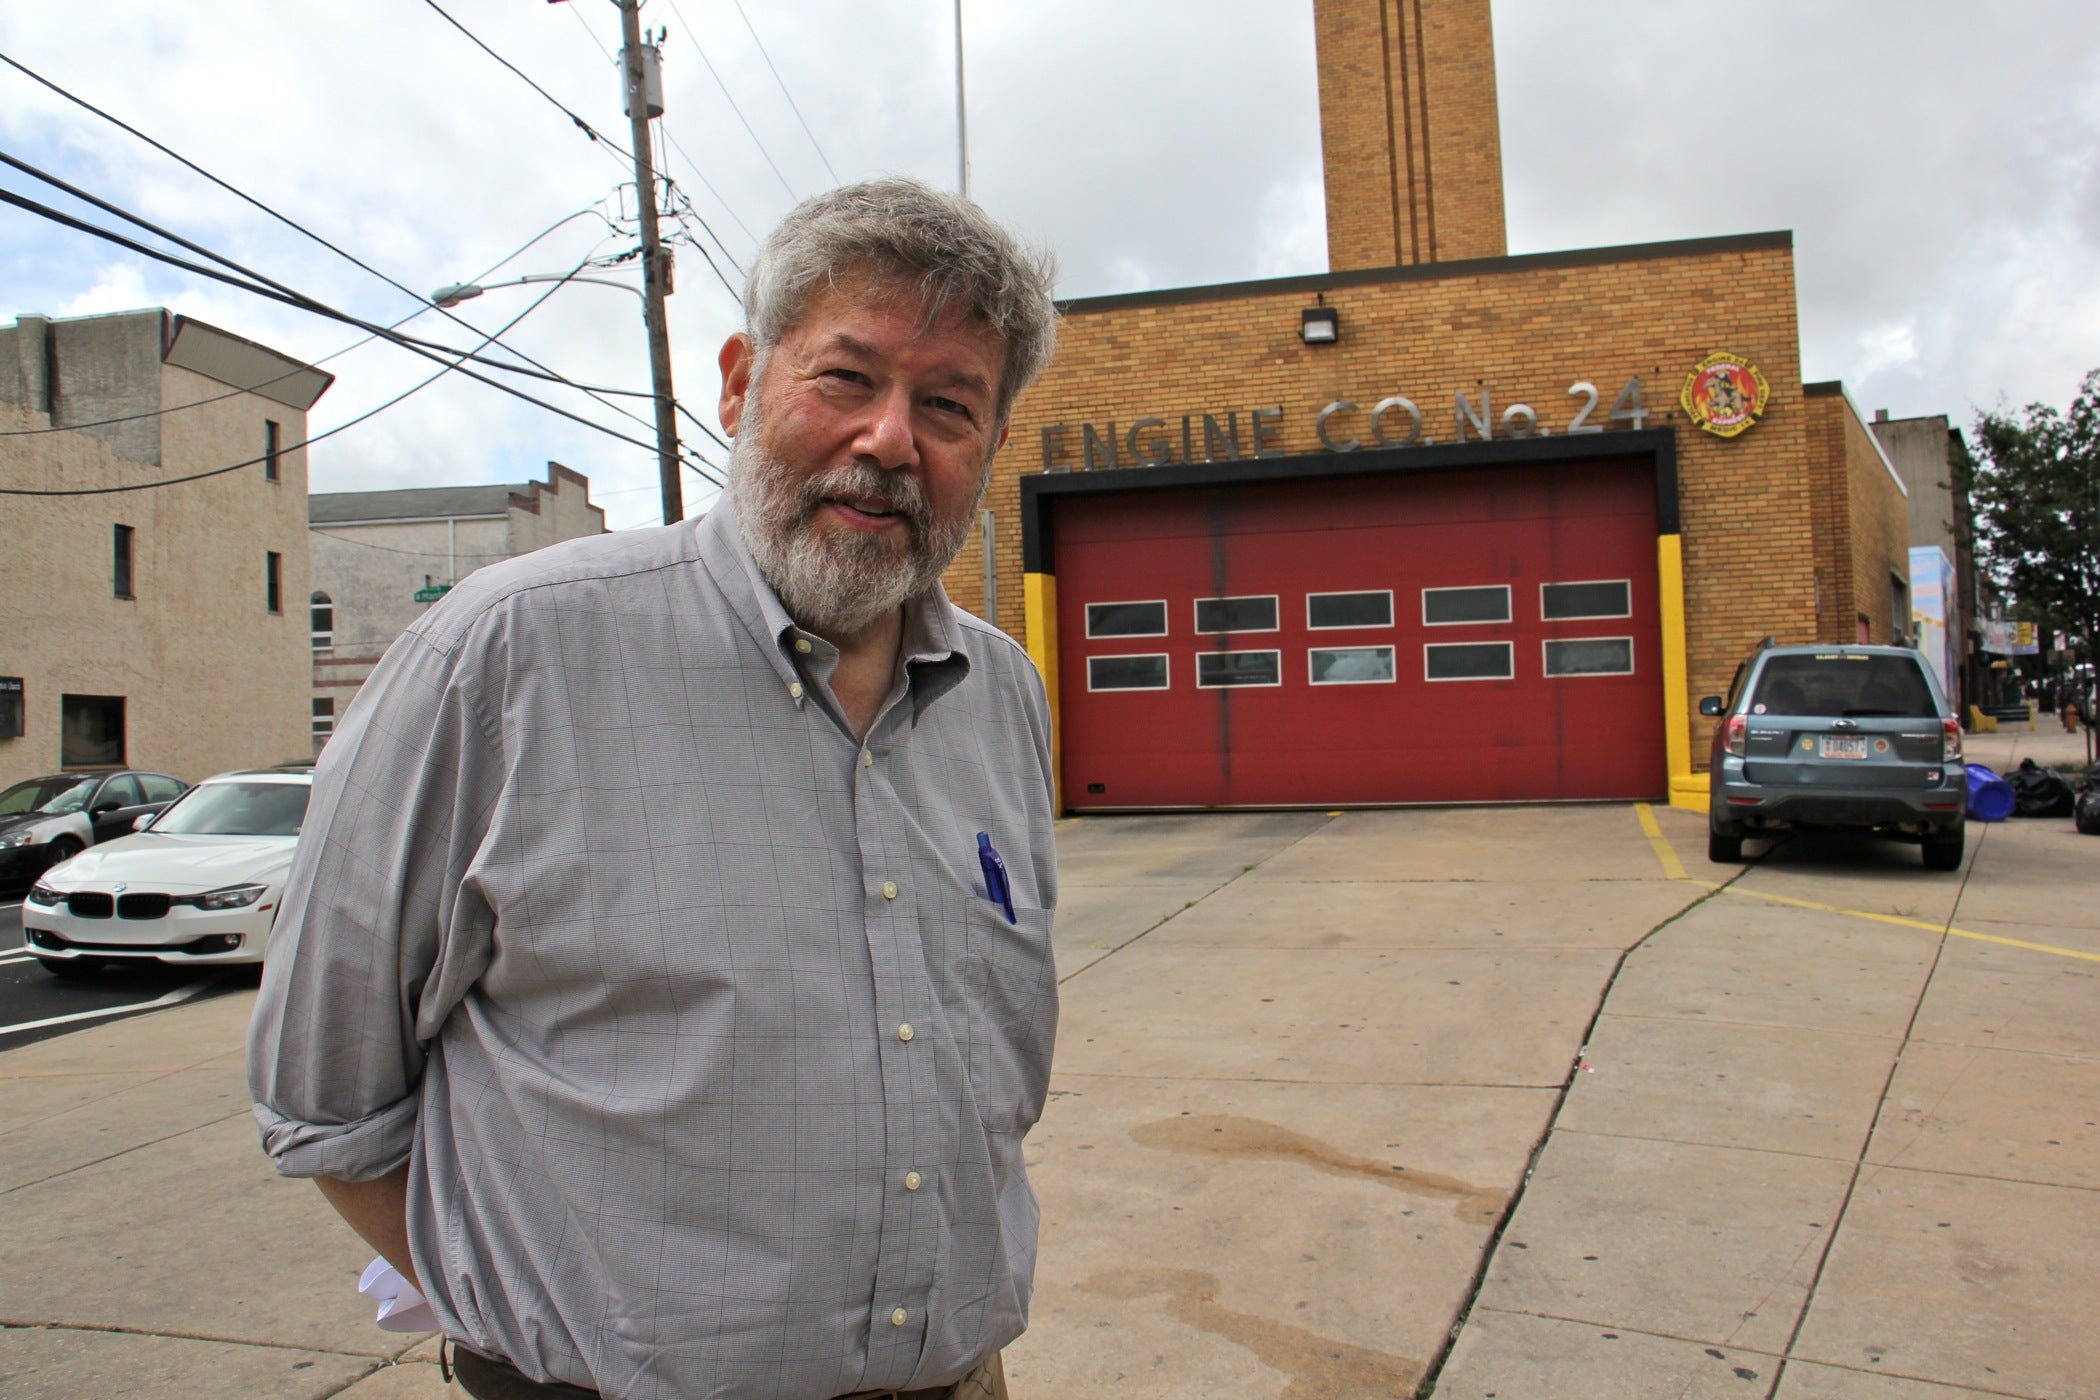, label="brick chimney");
[1314,0,1508,271]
